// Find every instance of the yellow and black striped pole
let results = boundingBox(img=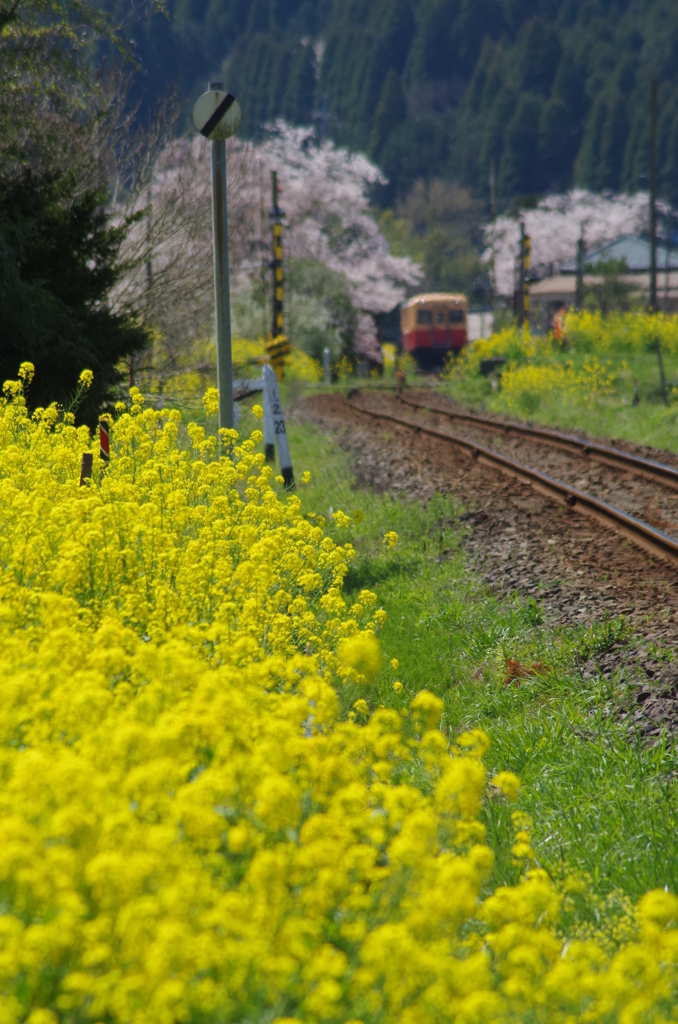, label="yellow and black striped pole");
[266,170,290,377]
[272,173,283,337]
